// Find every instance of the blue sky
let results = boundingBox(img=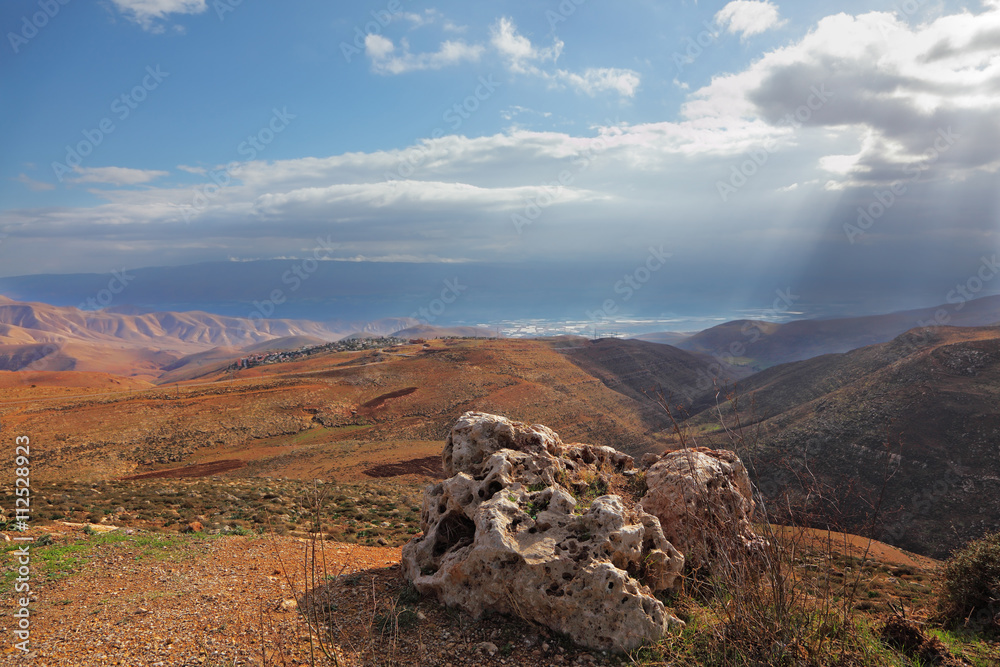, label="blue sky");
[1,0,999,322]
